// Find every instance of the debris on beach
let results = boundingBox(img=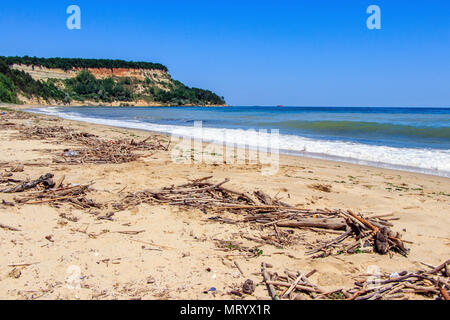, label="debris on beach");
[0,113,169,165]
[18,123,168,164]
[14,183,102,209]
[0,173,101,209]
[113,177,408,257]
[53,135,168,165]
[0,173,55,193]
[0,110,33,123]
[19,125,97,142]
[257,259,450,300]
[0,172,23,185]
[308,183,332,193]
[242,279,256,294]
